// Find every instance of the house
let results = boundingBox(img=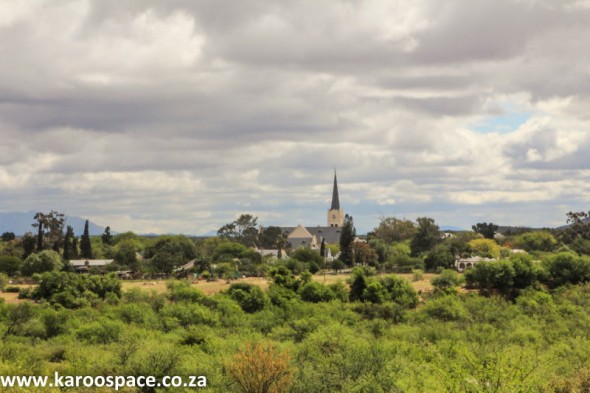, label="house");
[69,259,114,273]
[455,256,497,272]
